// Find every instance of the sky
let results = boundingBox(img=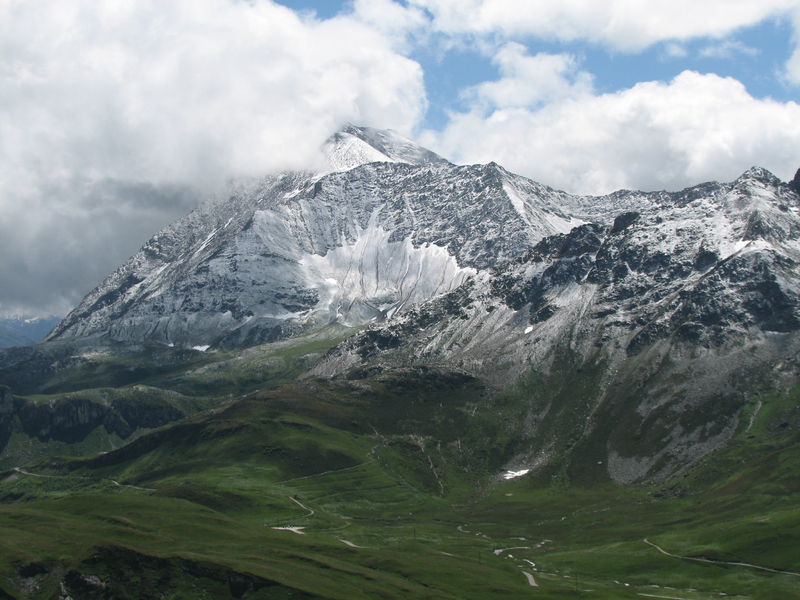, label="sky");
[3,0,800,318]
